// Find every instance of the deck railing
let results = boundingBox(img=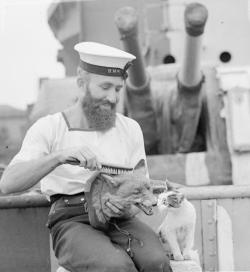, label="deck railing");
[1,184,250,271]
